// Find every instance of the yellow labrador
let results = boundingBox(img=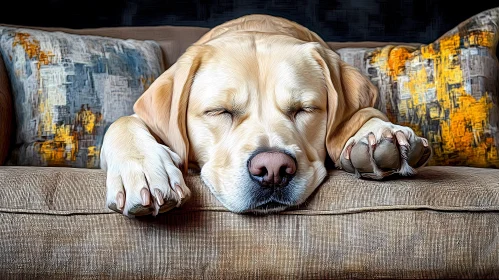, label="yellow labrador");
[100,14,431,216]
